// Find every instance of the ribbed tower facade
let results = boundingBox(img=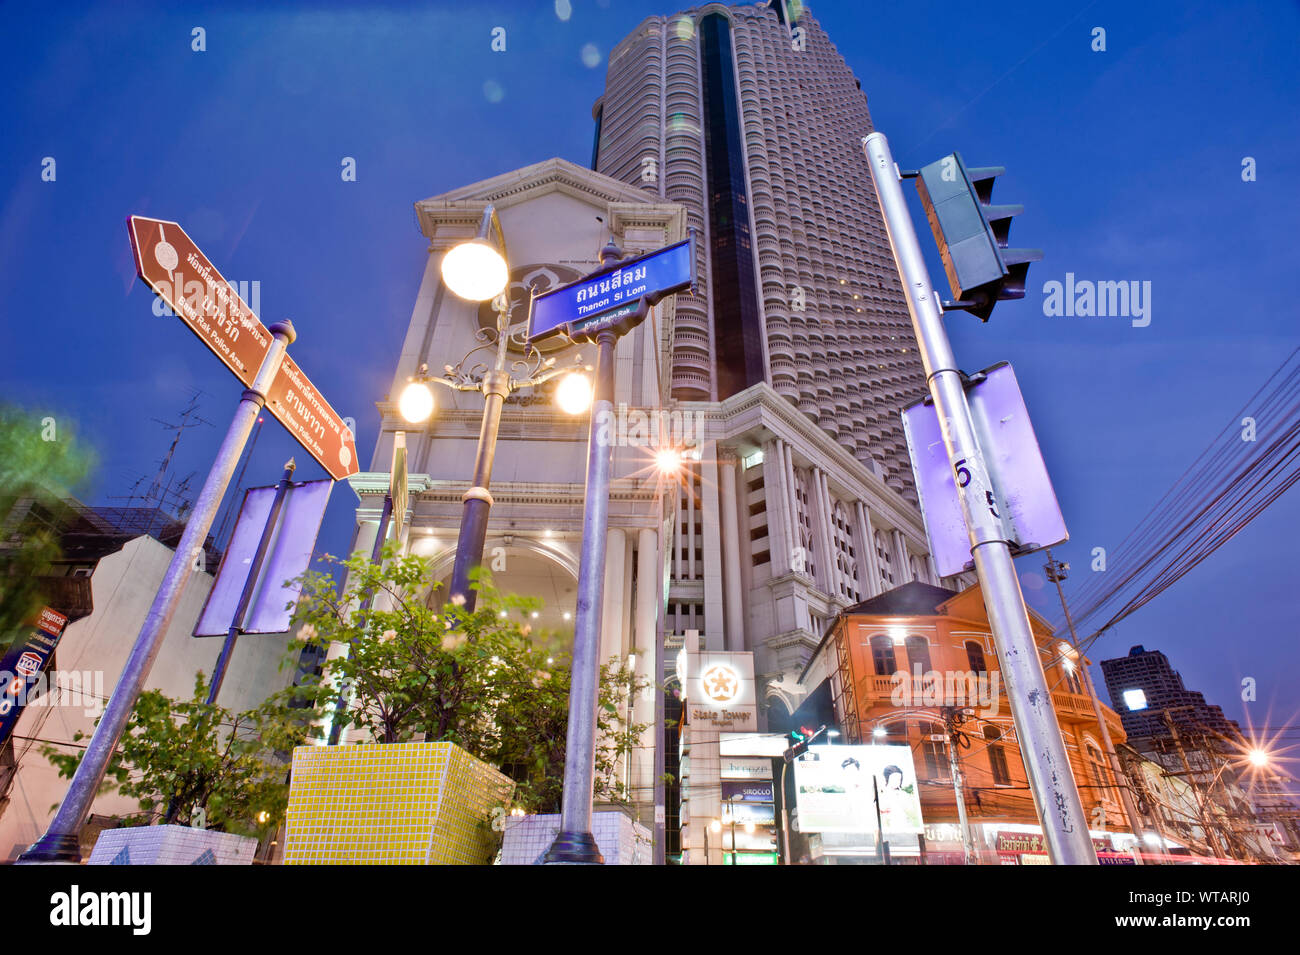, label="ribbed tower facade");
[592,0,928,499]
